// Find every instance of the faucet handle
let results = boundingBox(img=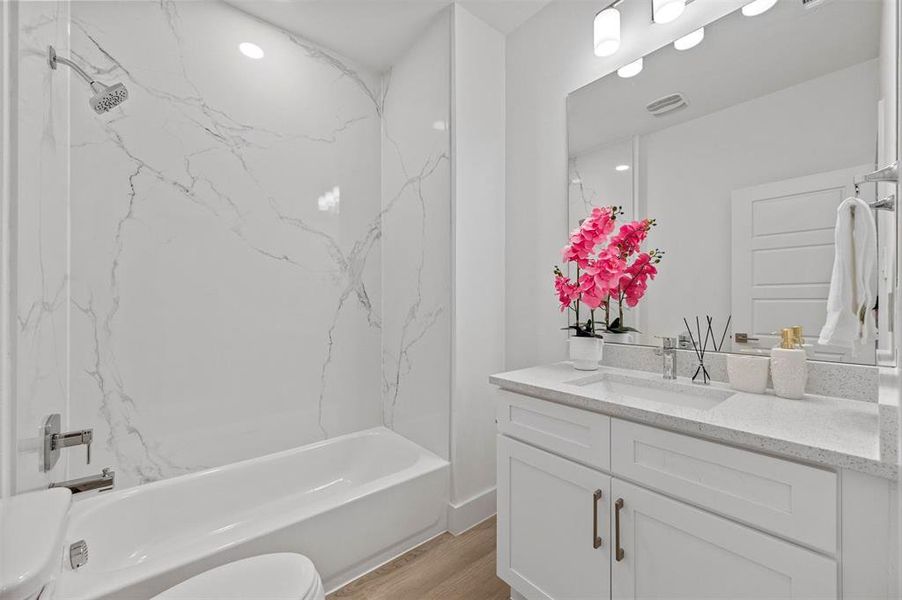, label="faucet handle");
[83,430,93,464]
[656,336,678,349]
